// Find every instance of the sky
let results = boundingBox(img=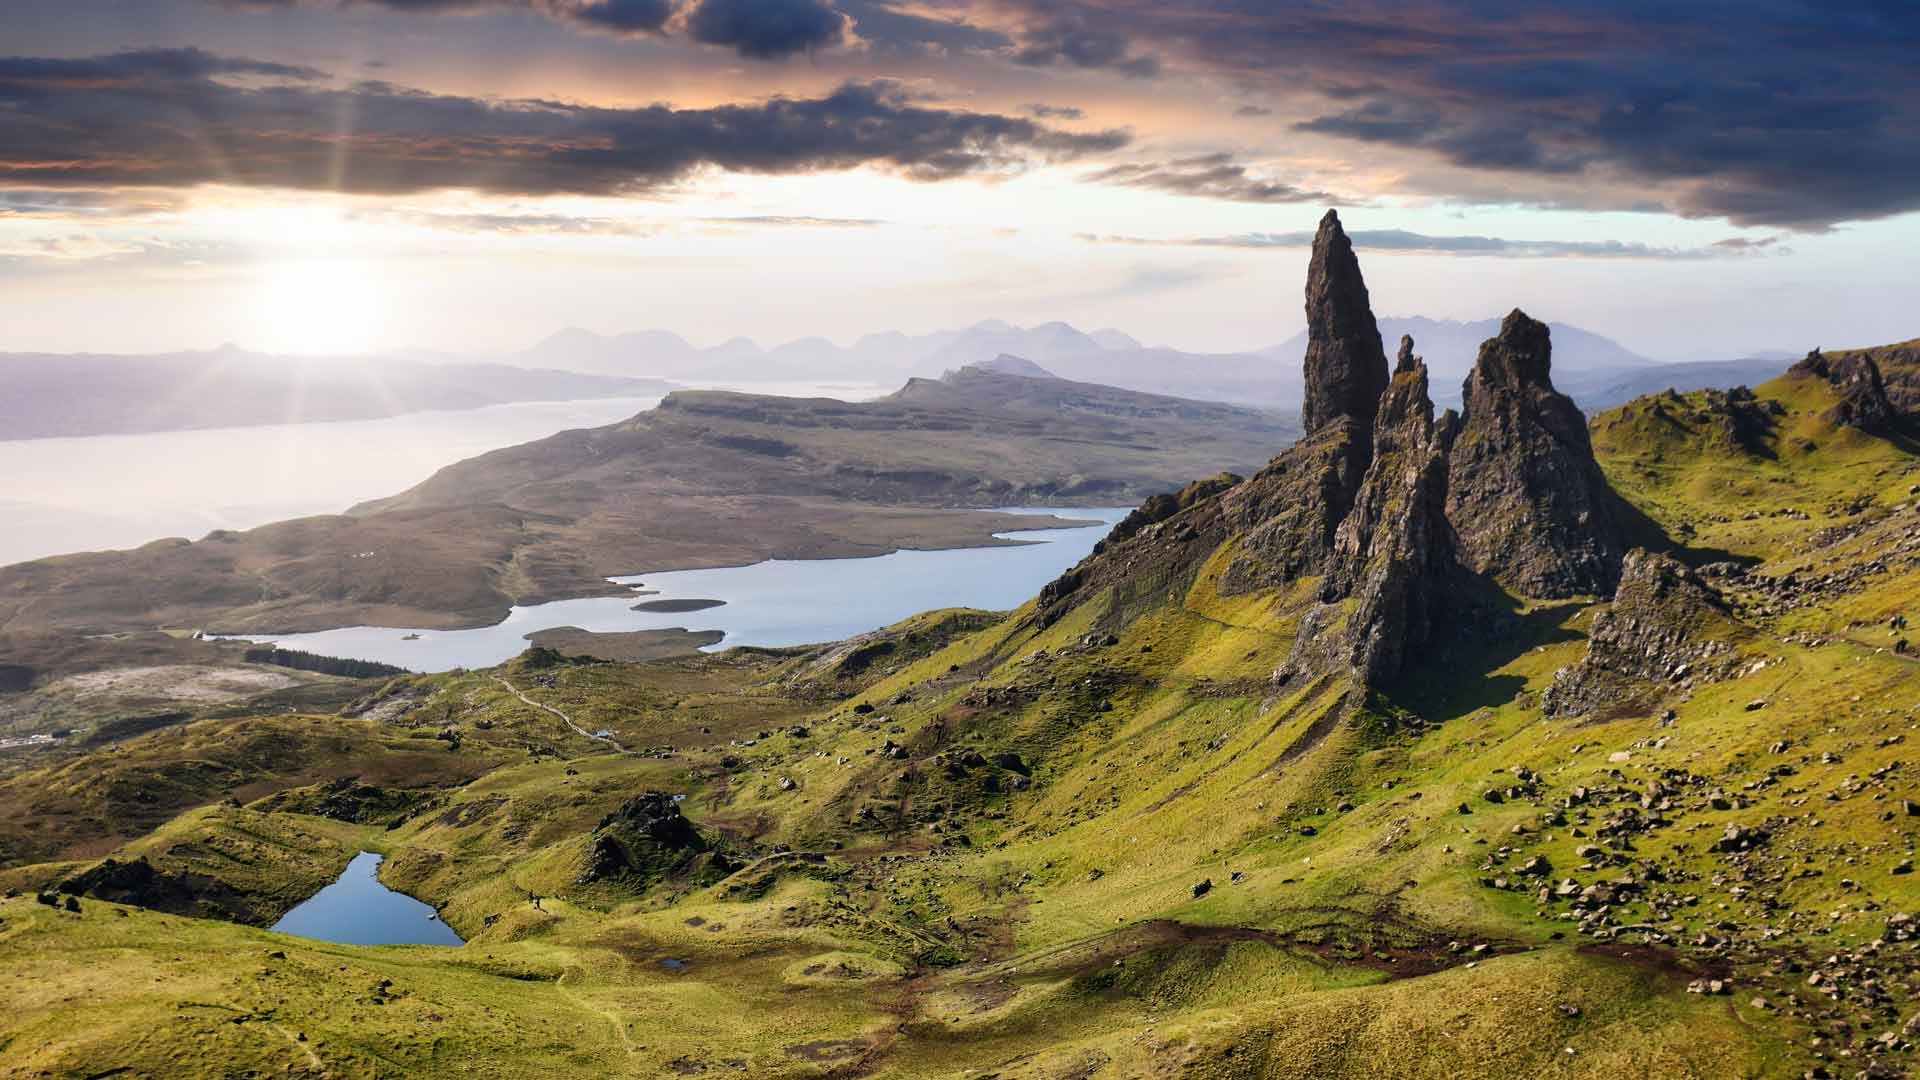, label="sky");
[2,1,1918,360]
